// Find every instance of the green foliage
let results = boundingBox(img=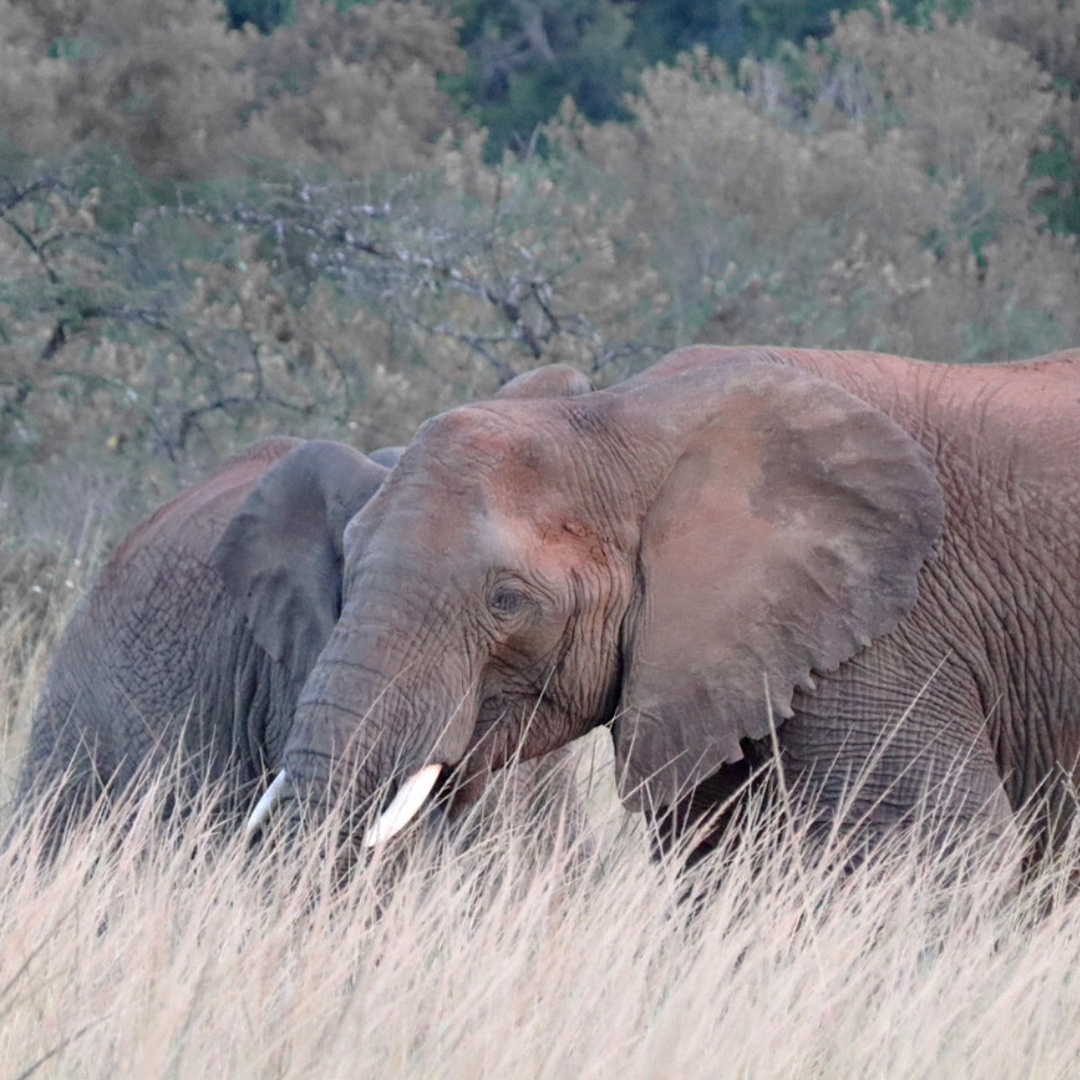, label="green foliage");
[448,0,637,159]
[742,0,861,55]
[224,0,294,33]
[451,0,990,161]
[627,0,753,67]
[1032,130,1080,237]
[890,0,974,28]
